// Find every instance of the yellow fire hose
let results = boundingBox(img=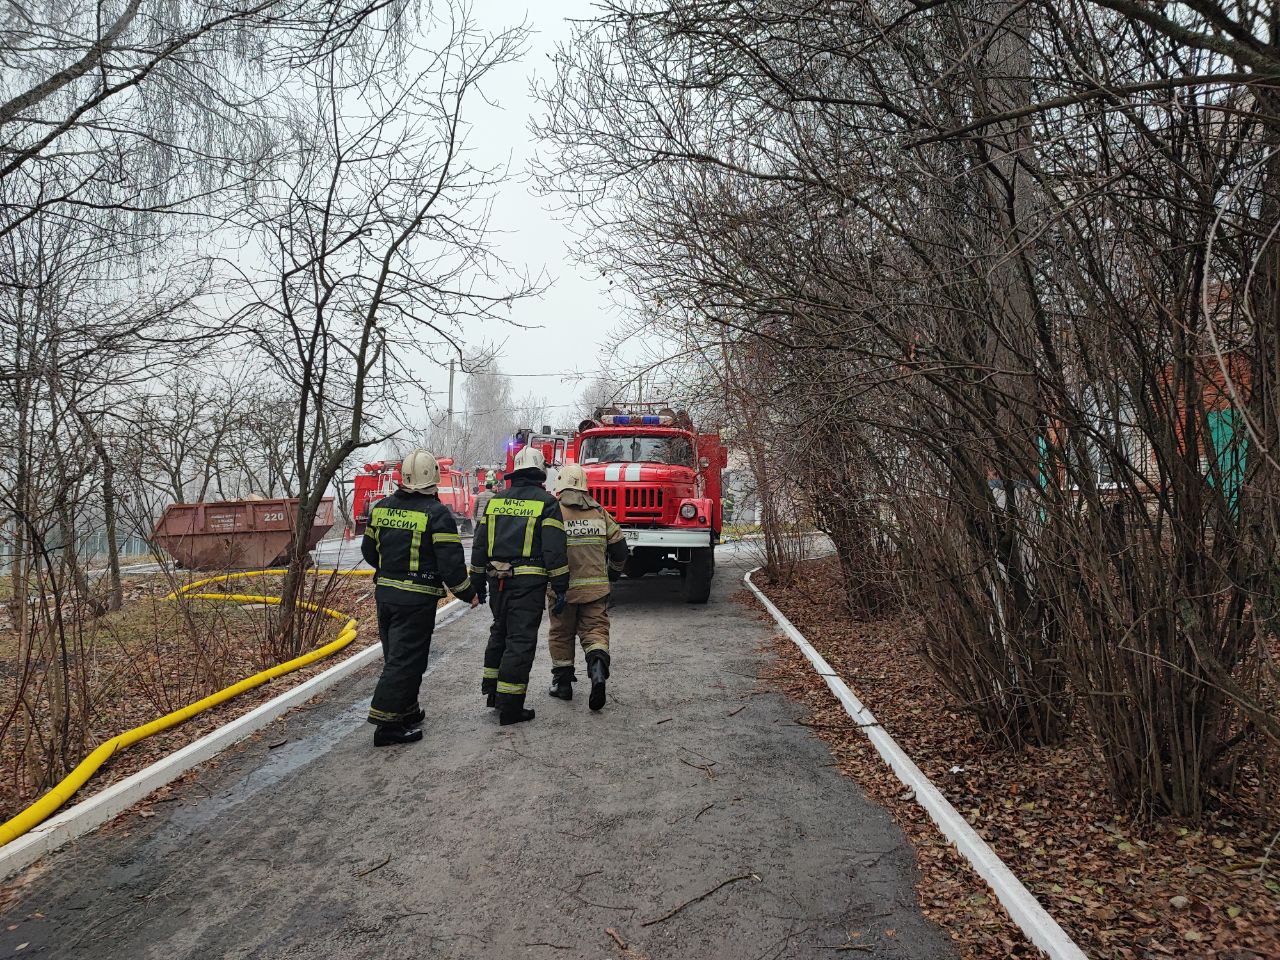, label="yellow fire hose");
[0,567,374,847]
